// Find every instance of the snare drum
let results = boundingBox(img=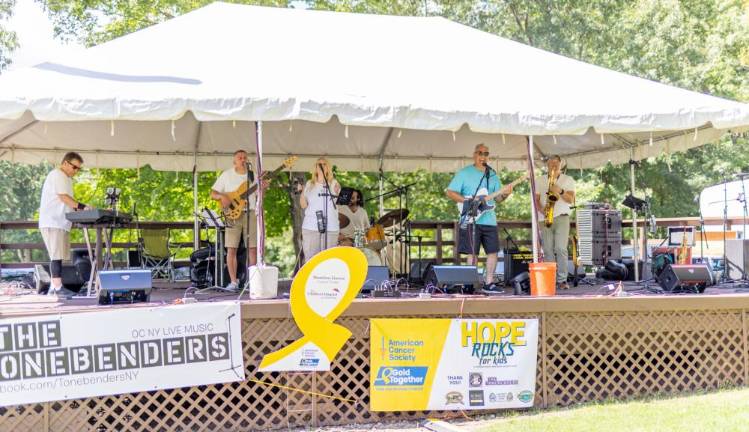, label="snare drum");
[365,224,386,250]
